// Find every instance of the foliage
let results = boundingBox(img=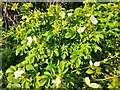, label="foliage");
[1,1,120,89]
